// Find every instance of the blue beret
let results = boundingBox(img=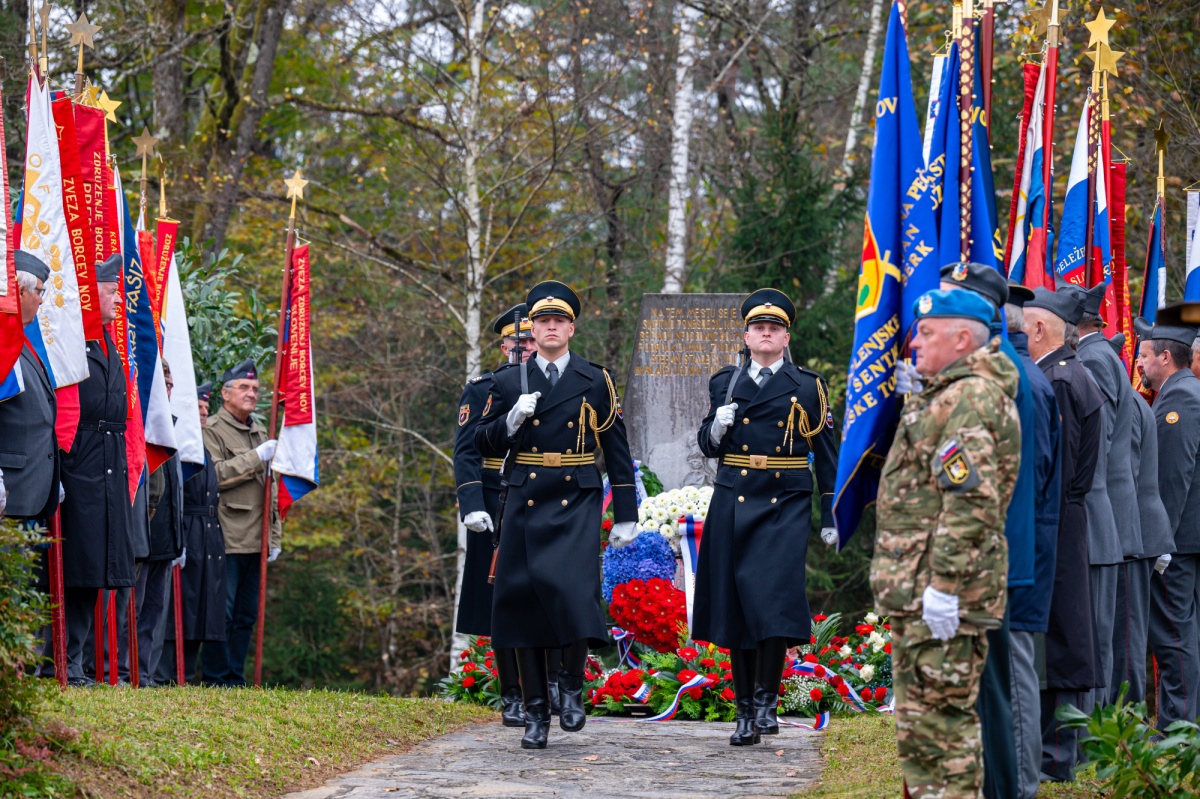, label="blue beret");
[913,288,996,327]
